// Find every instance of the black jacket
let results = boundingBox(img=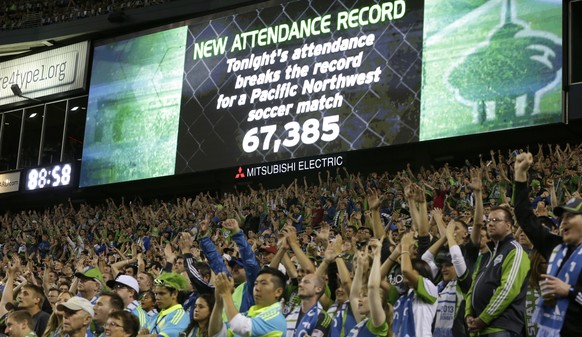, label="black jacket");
[467,233,530,334]
[513,181,582,337]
